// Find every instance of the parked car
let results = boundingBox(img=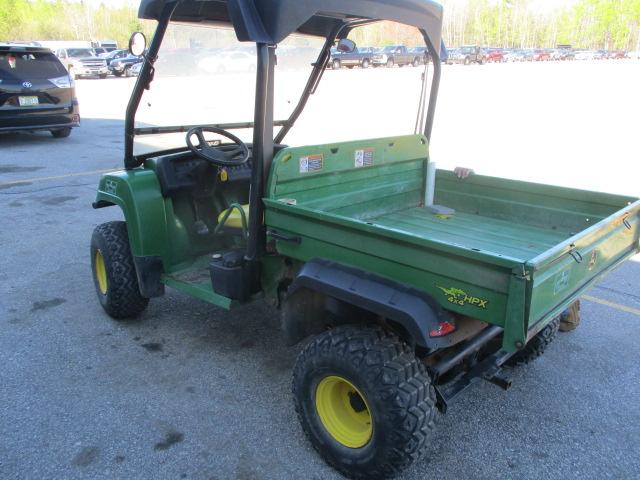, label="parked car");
[198,50,256,74]
[408,46,430,64]
[627,50,640,59]
[533,49,551,61]
[93,47,108,56]
[55,47,108,79]
[448,45,486,65]
[329,46,374,69]
[0,43,79,137]
[607,50,626,59]
[100,49,128,67]
[109,52,145,77]
[485,49,505,63]
[575,50,596,60]
[129,61,143,76]
[371,45,421,67]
